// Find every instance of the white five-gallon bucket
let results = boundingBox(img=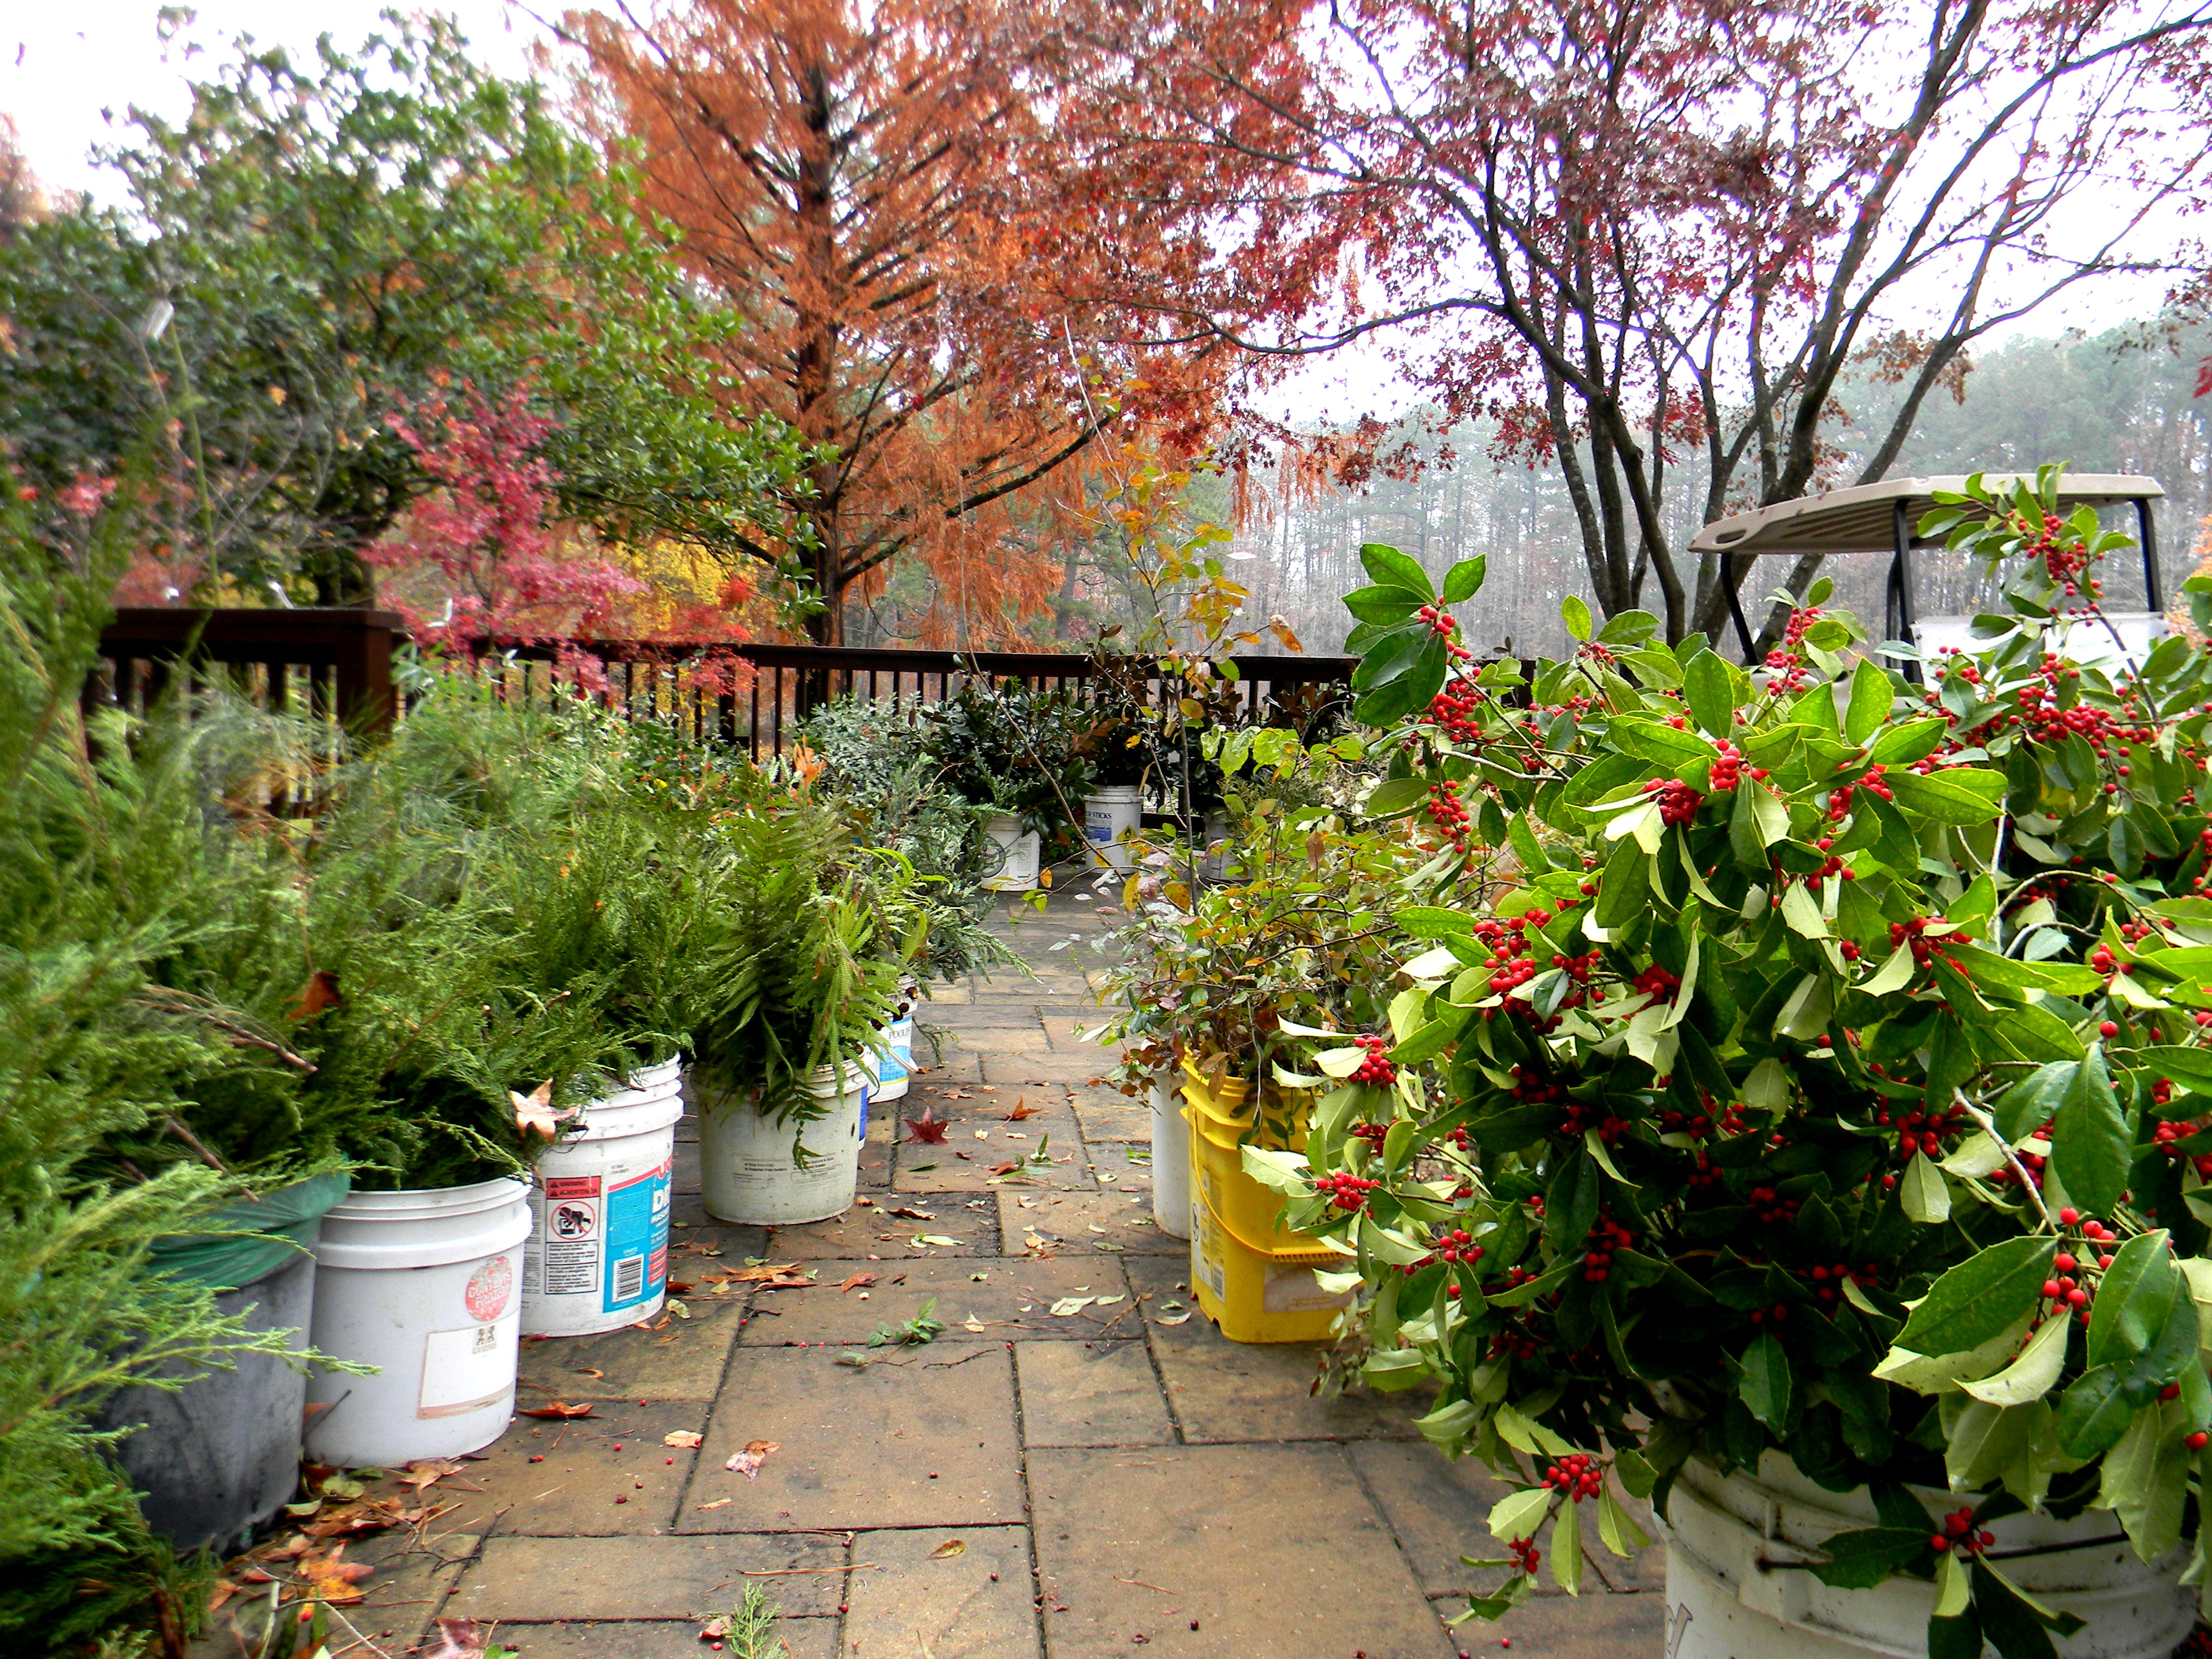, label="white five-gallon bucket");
[865,1014,916,1106]
[523,1058,684,1338]
[1085,785,1144,872]
[305,1176,532,1467]
[699,1064,869,1225]
[1150,1074,1191,1240]
[1660,1452,2191,1659]
[982,814,1041,892]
